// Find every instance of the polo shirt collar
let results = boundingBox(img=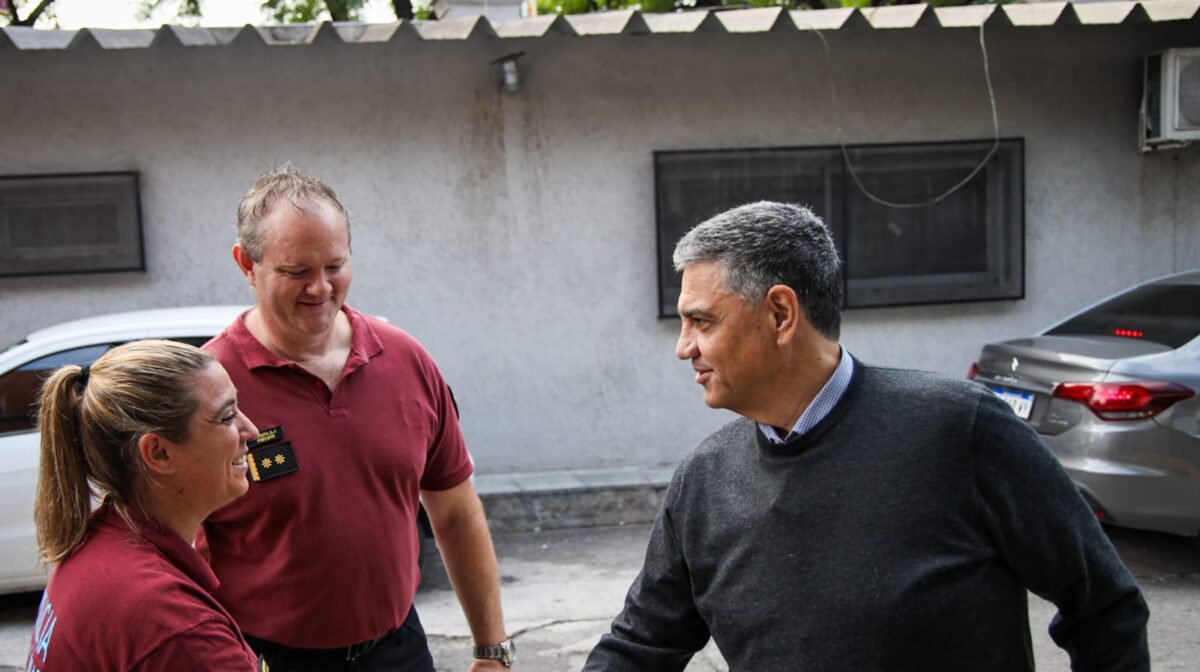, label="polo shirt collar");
[227,305,383,373]
[93,501,220,594]
[341,306,383,376]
